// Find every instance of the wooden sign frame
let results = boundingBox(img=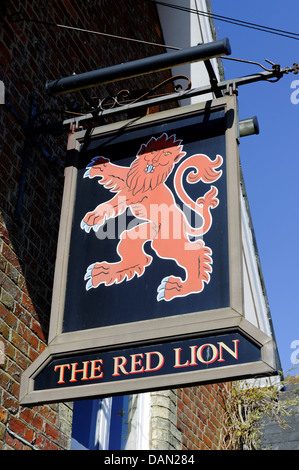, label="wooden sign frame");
[20,96,277,405]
